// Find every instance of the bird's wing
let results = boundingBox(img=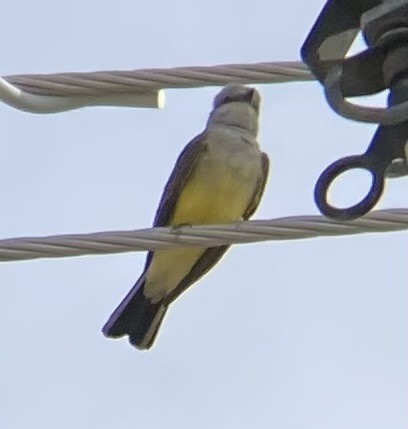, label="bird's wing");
[153,131,209,227]
[166,150,270,305]
[243,152,270,220]
[165,245,229,304]
[144,131,208,269]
